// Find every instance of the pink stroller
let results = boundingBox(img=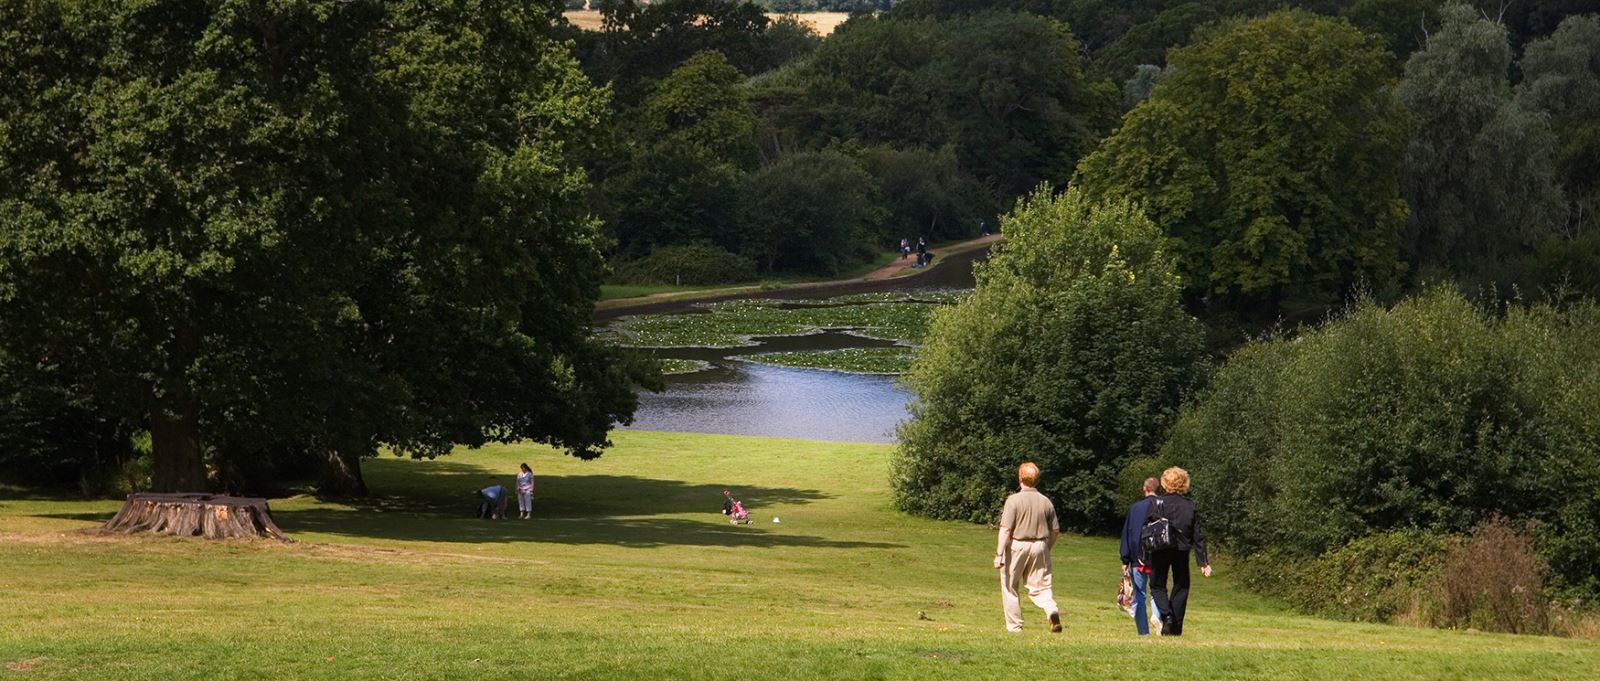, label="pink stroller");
[729,500,750,525]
